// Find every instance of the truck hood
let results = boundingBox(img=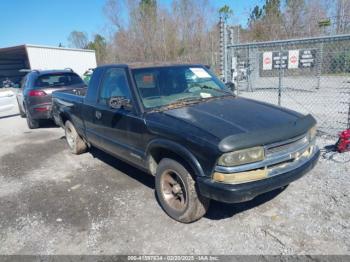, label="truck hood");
[147,97,316,152]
